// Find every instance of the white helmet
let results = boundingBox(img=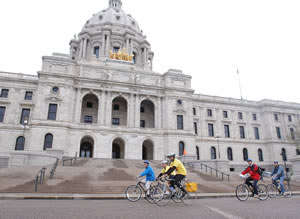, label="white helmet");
[162,160,168,164]
[167,152,175,157]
